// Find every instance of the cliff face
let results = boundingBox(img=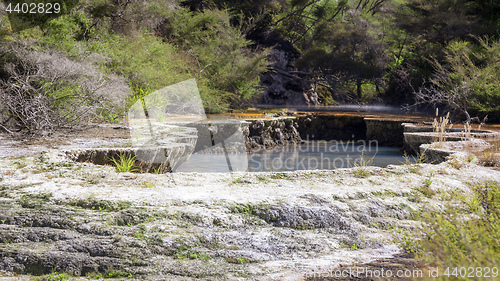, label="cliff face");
[259,49,320,106]
[250,30,320,107]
